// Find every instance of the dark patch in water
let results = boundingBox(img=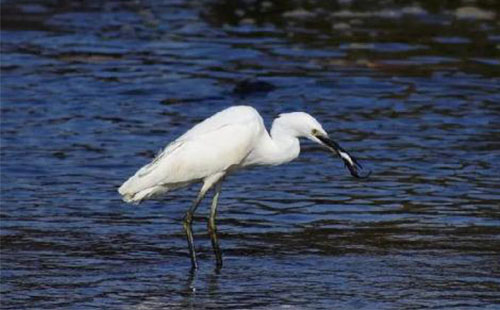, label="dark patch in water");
[233,79,277,95]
